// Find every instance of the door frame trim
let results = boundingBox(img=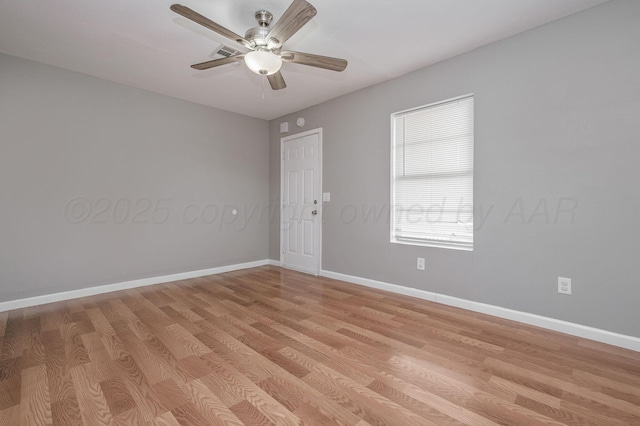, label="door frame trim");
[280,127,323,275]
